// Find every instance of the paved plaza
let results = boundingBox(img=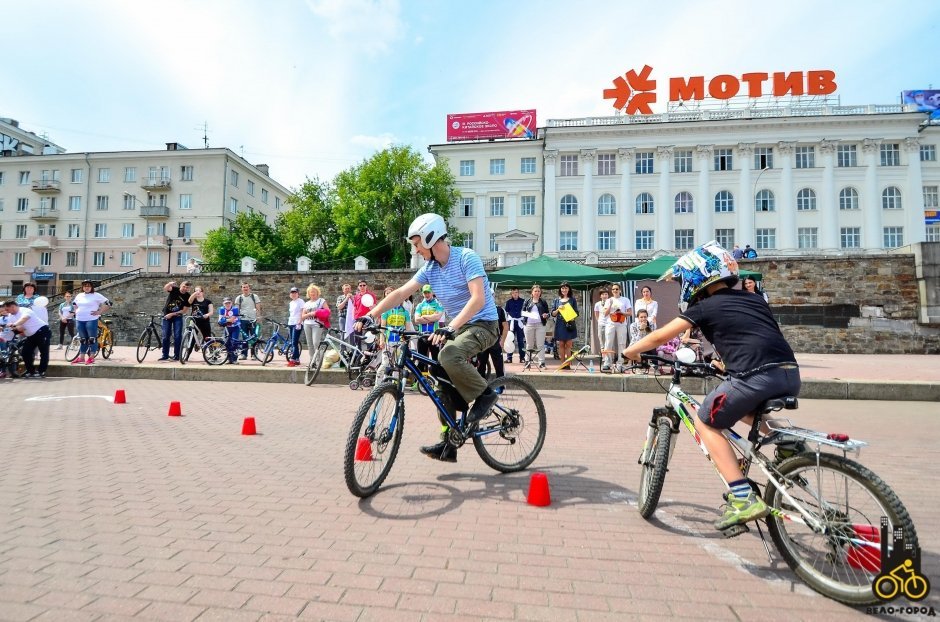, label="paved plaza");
[1,377,939,621]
